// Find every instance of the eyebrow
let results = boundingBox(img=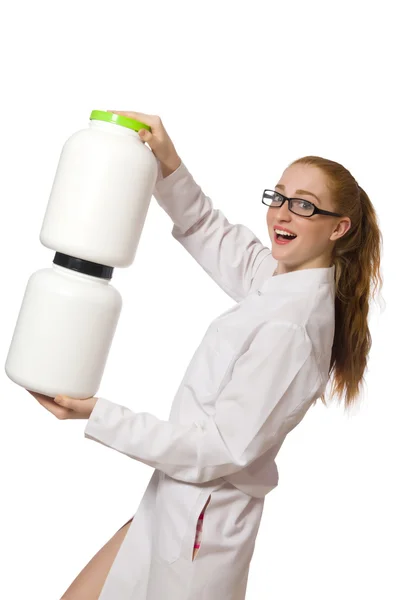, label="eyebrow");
[275,184,321,204]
